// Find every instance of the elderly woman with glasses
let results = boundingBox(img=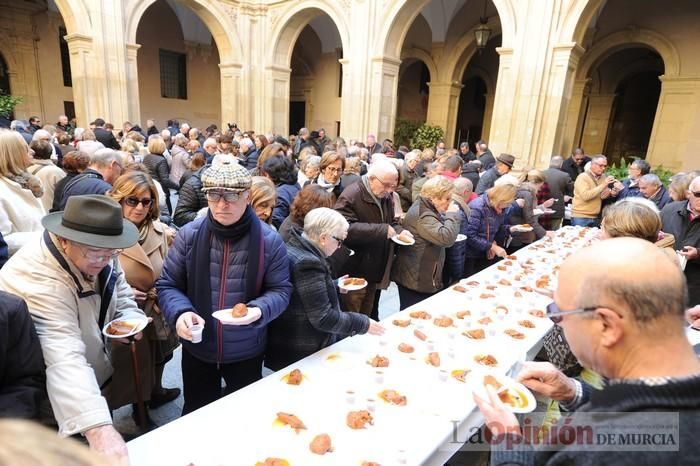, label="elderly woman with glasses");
[266,207,384,370]
[305,151,346,198]
[109,171,180,419]
[157,157,292,414]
